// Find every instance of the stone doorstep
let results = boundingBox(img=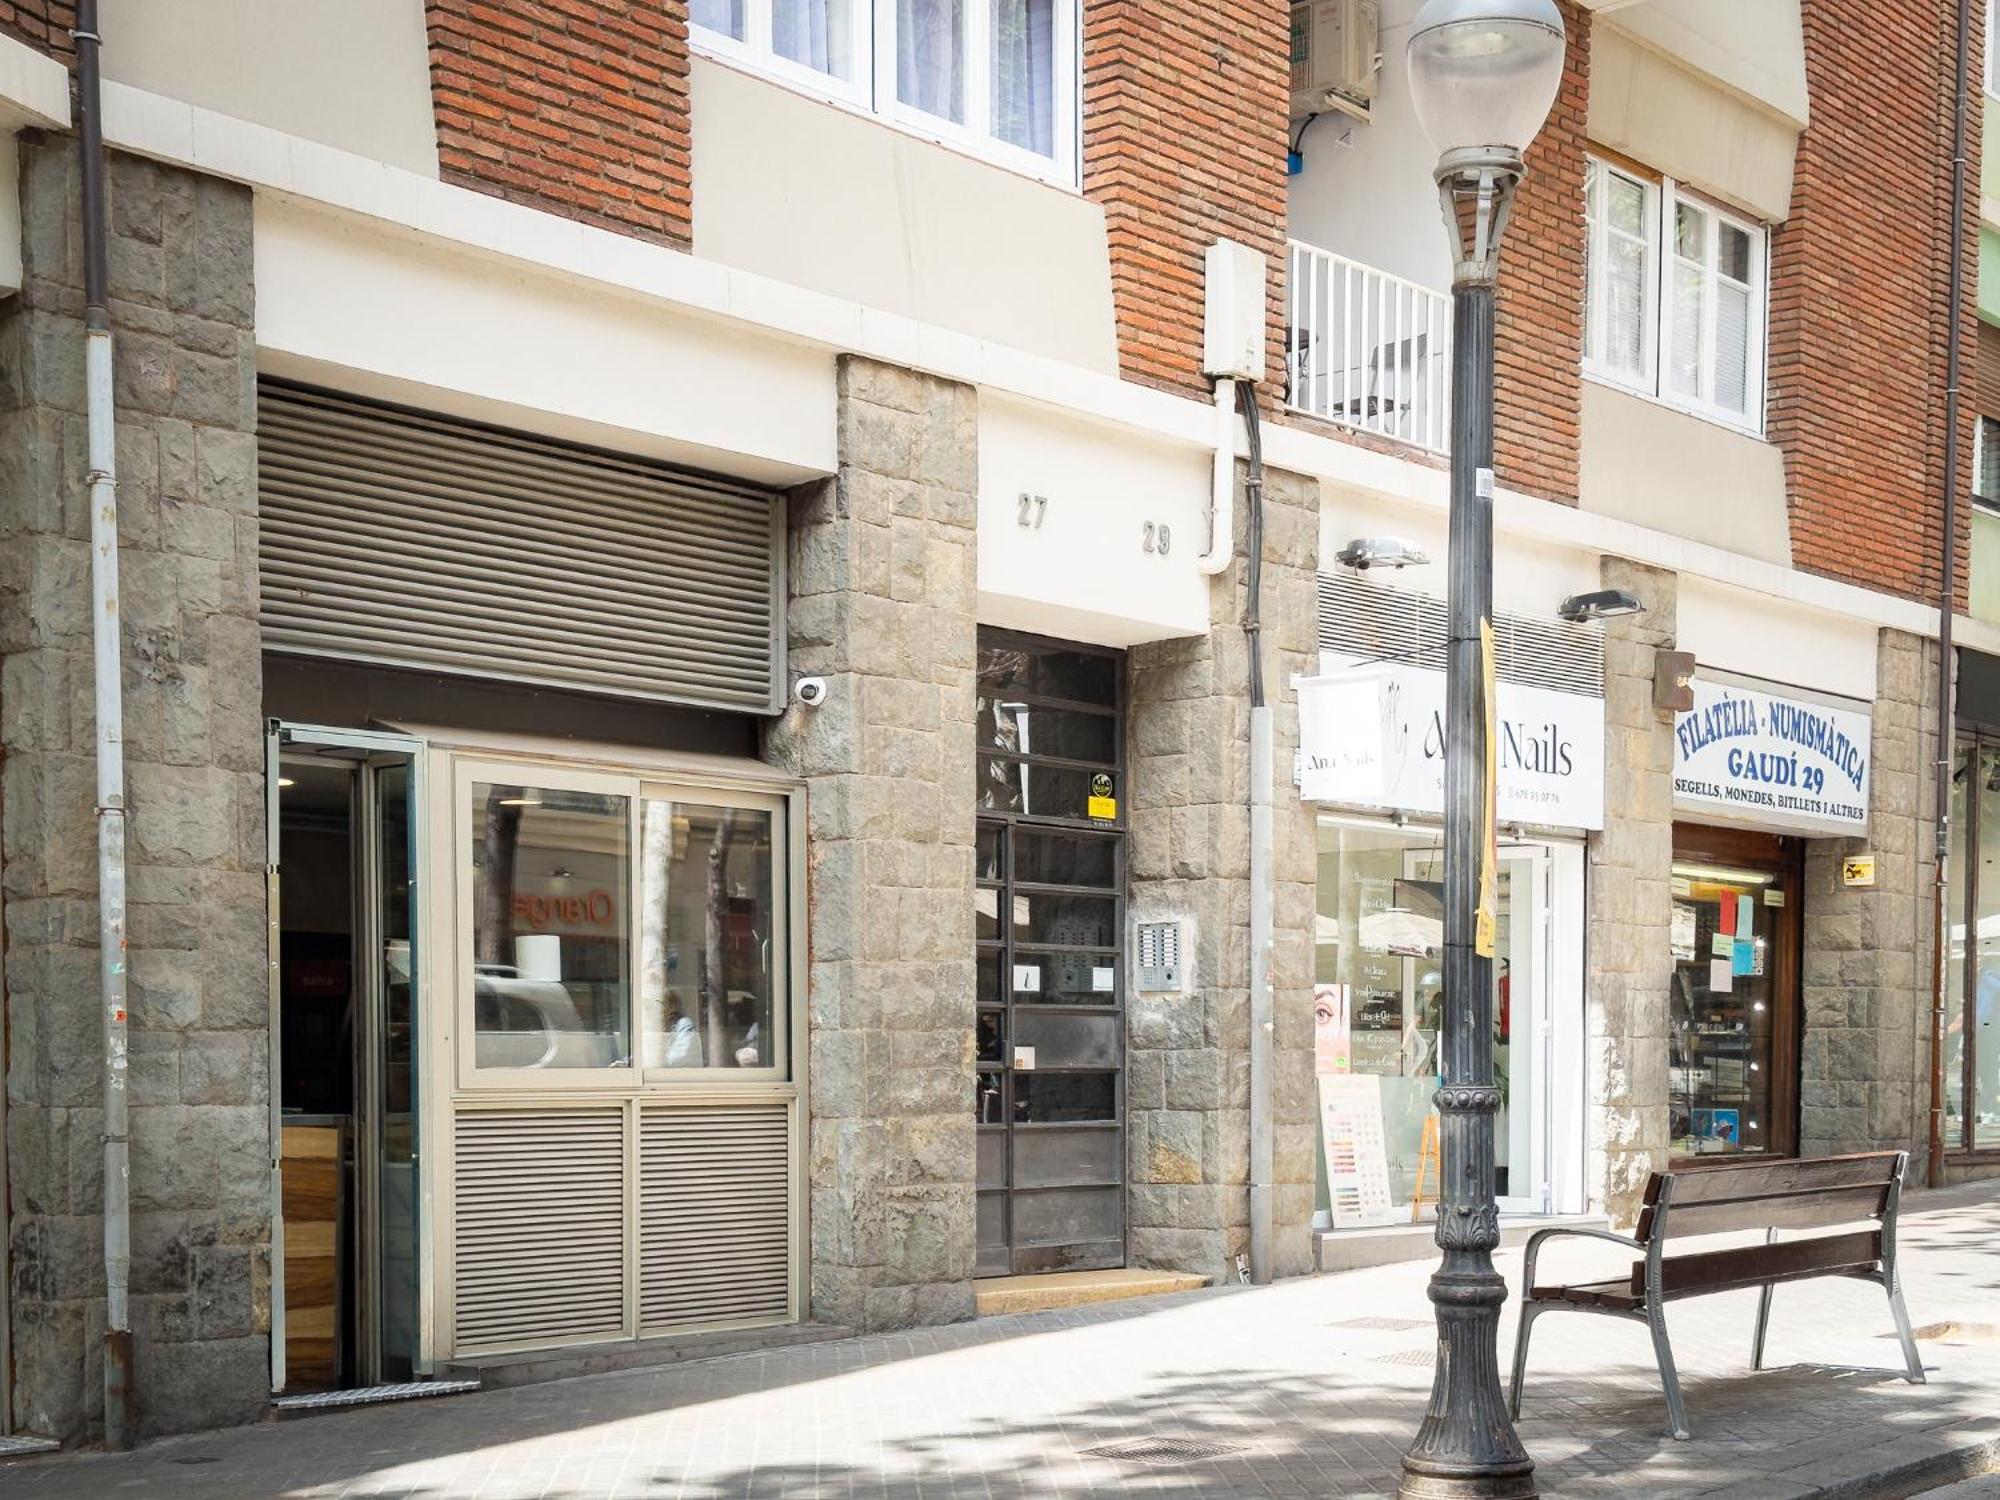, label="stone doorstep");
[972,1268,1213,1317]
[1314,1212,1611,1274]
[439,1319,856,1391]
